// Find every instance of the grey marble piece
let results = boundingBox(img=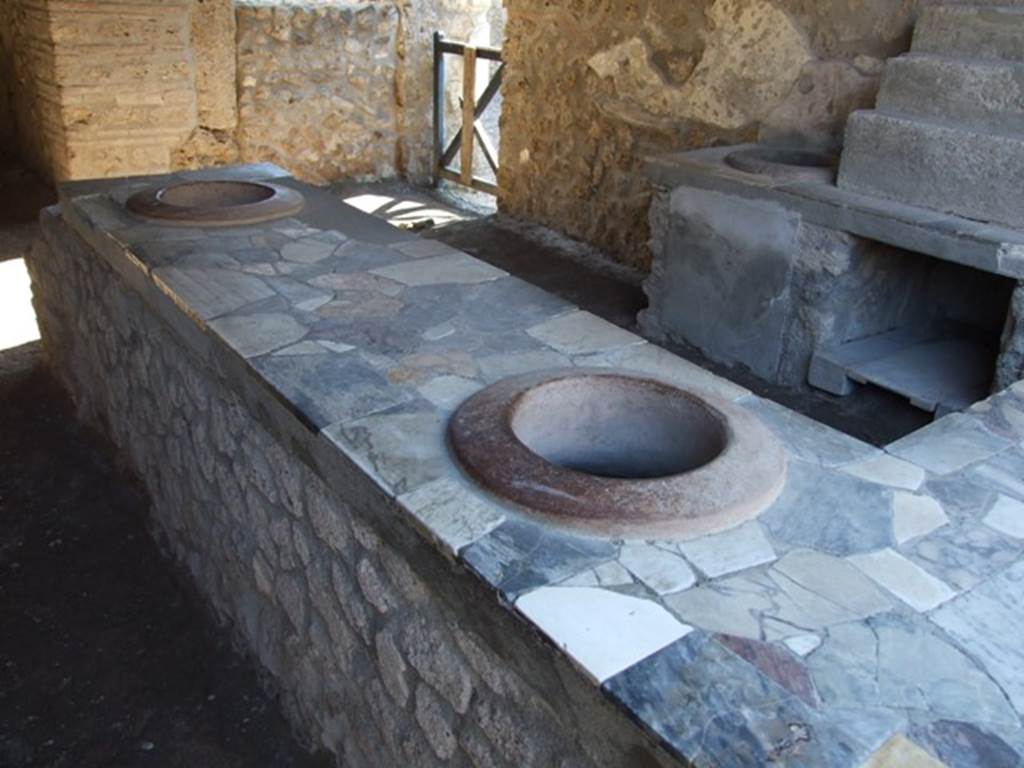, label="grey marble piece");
[664,550,891,640]
[742,397,877,467]
[604,632,899,768]
[370,252,507,286]
[461,519,617,600]
[208,312,308,358]
[810,612,1019,726]
[909,718,1023,768]
[153,266,275,320]
[761,461,893,557]
[887,413,1013,475]
[253,351,414,429]
[931,560,1024,717]
[676,521,776,578]
[967,447,1024,502]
